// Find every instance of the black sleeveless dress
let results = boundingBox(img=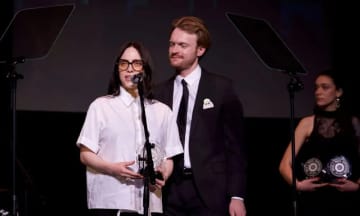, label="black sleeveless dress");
[295,109,360,216]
